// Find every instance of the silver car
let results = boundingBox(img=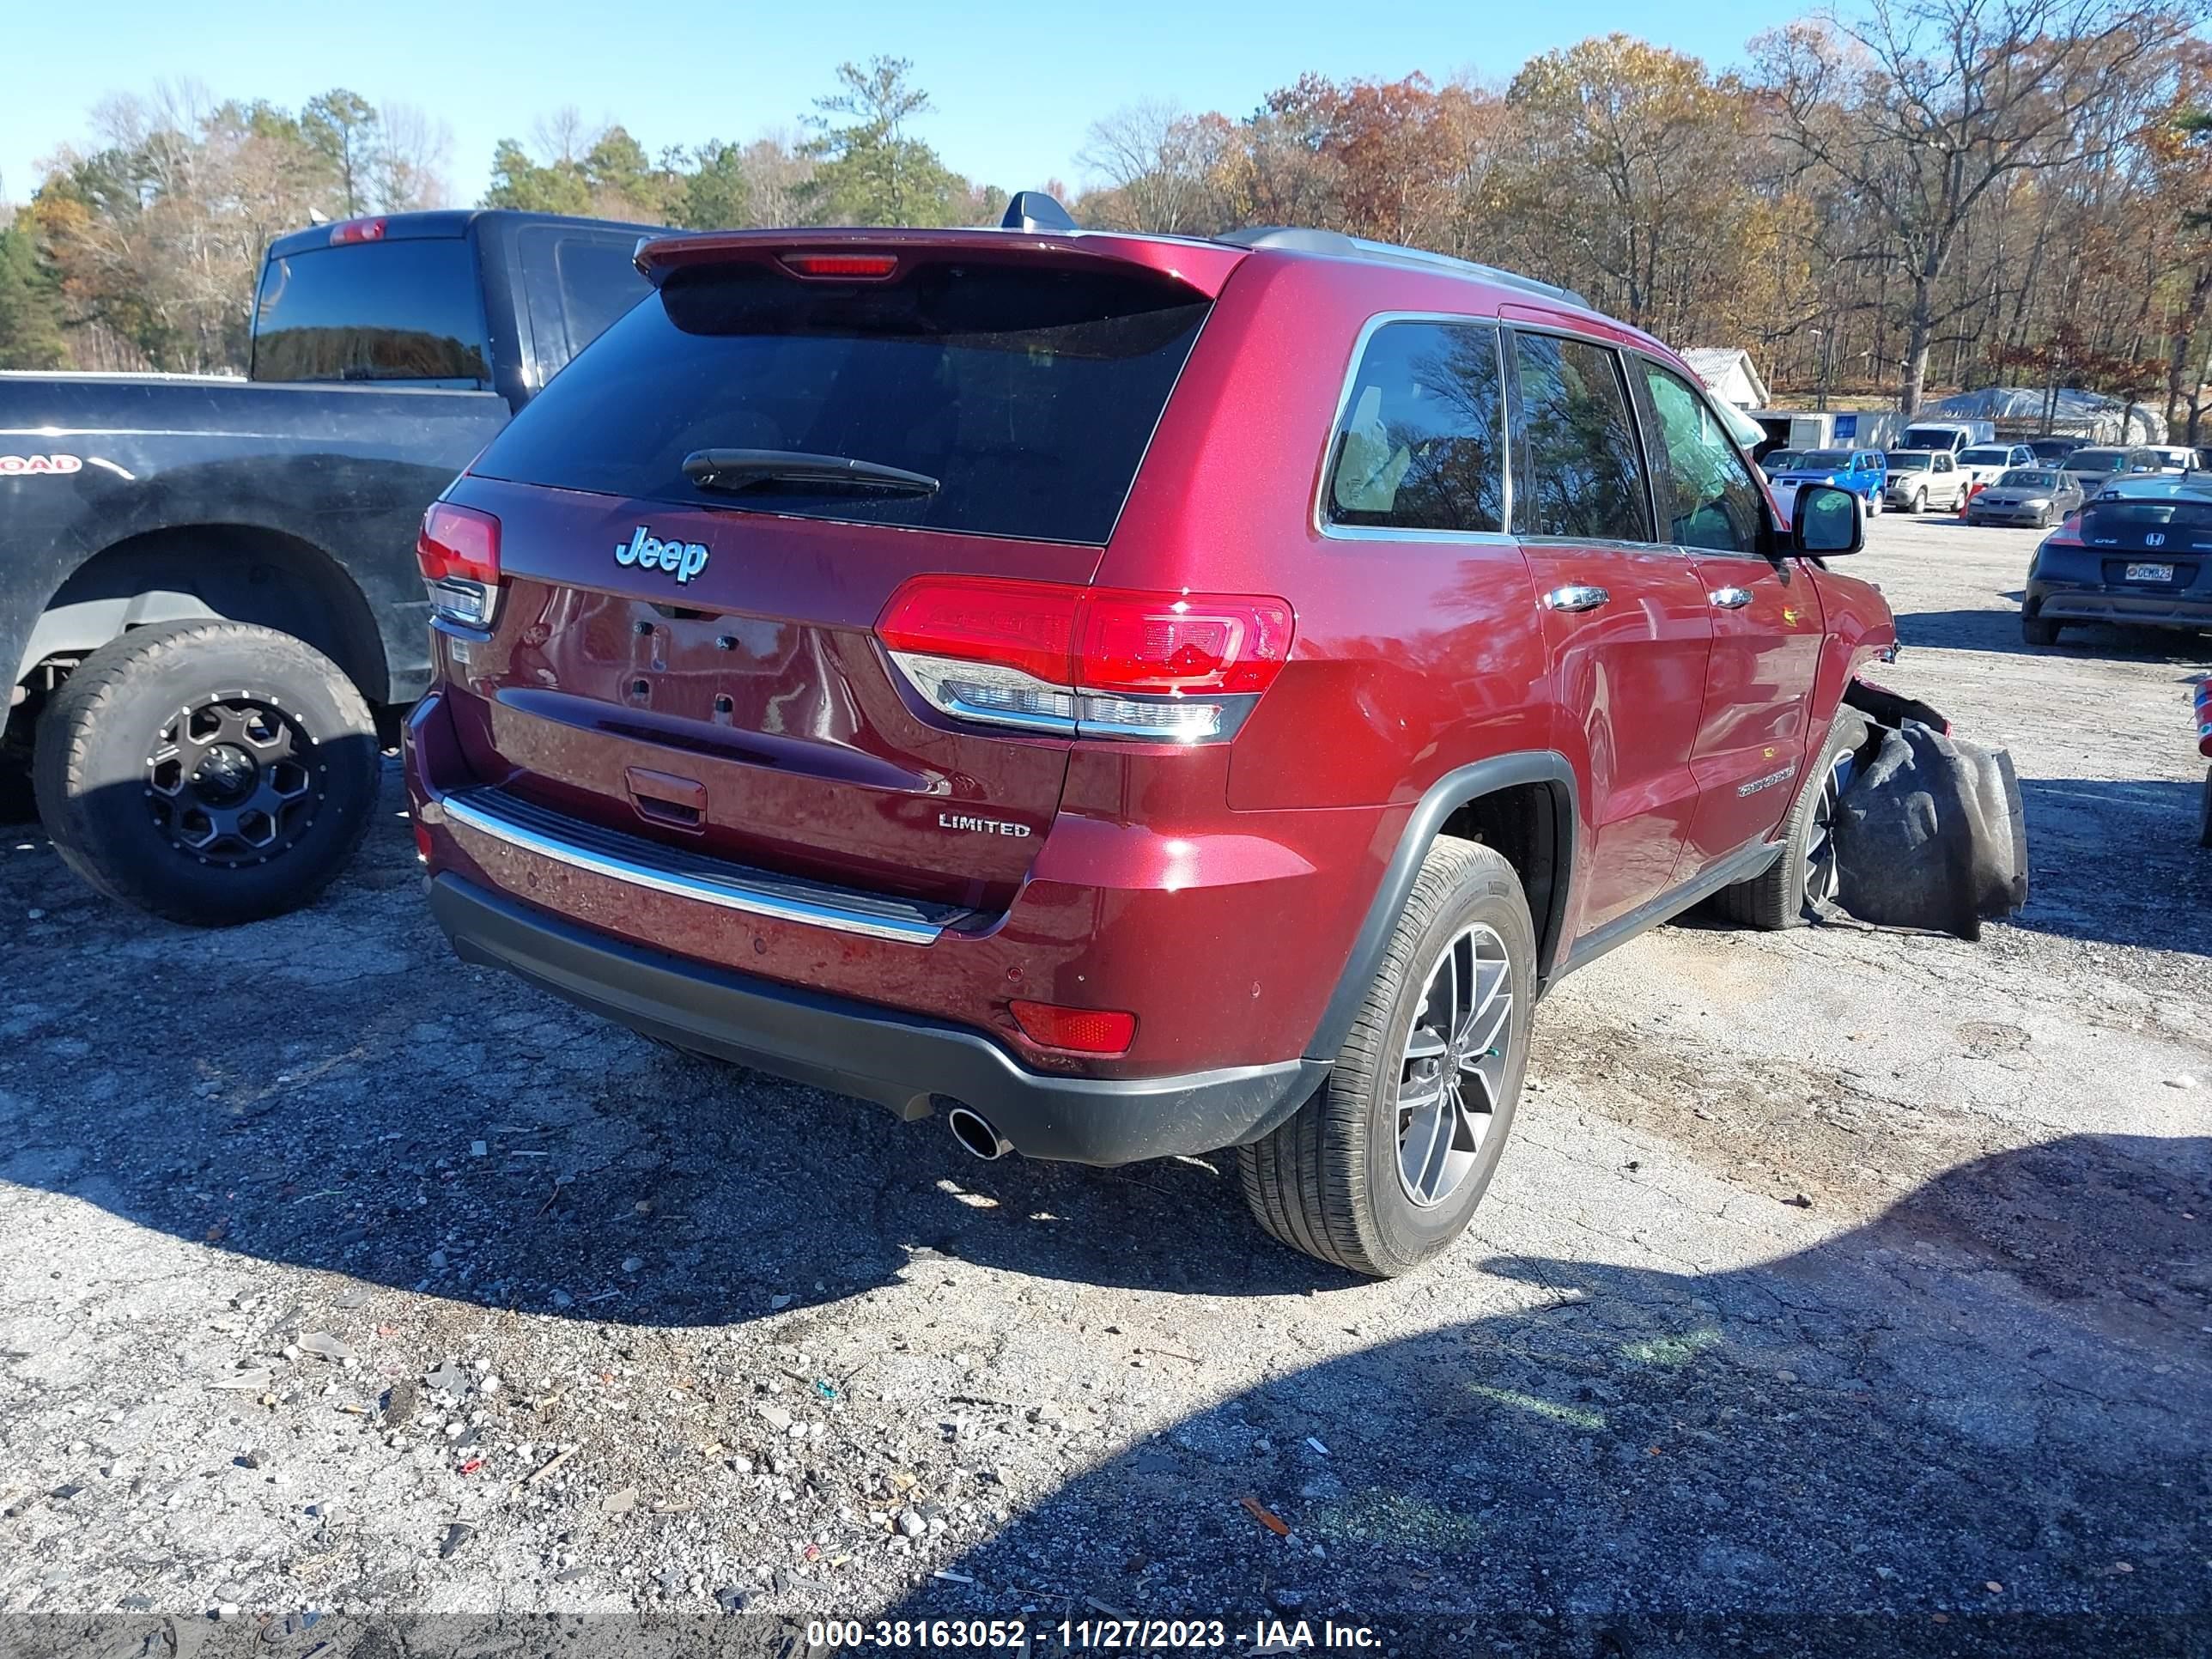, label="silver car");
[1965,466,2084,528]
[2062,447,2130,495]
